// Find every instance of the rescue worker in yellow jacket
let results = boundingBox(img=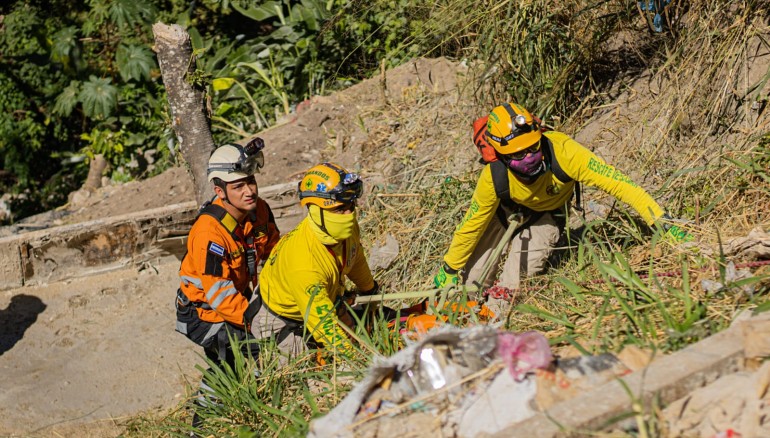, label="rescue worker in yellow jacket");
[433,103,690,307]
[175,138,280,375]
[254,163,378,360]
